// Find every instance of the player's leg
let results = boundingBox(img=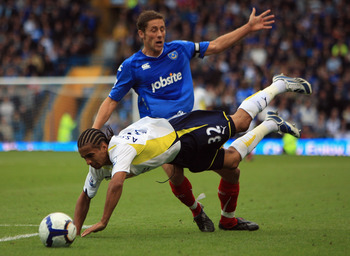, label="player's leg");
[229,109,253,133]
[164,164,215,232]
[213,165,259,231]
[165,164,202,217]
[238,74,312,121]
[213,111,301,231]
[231,111,300,161]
